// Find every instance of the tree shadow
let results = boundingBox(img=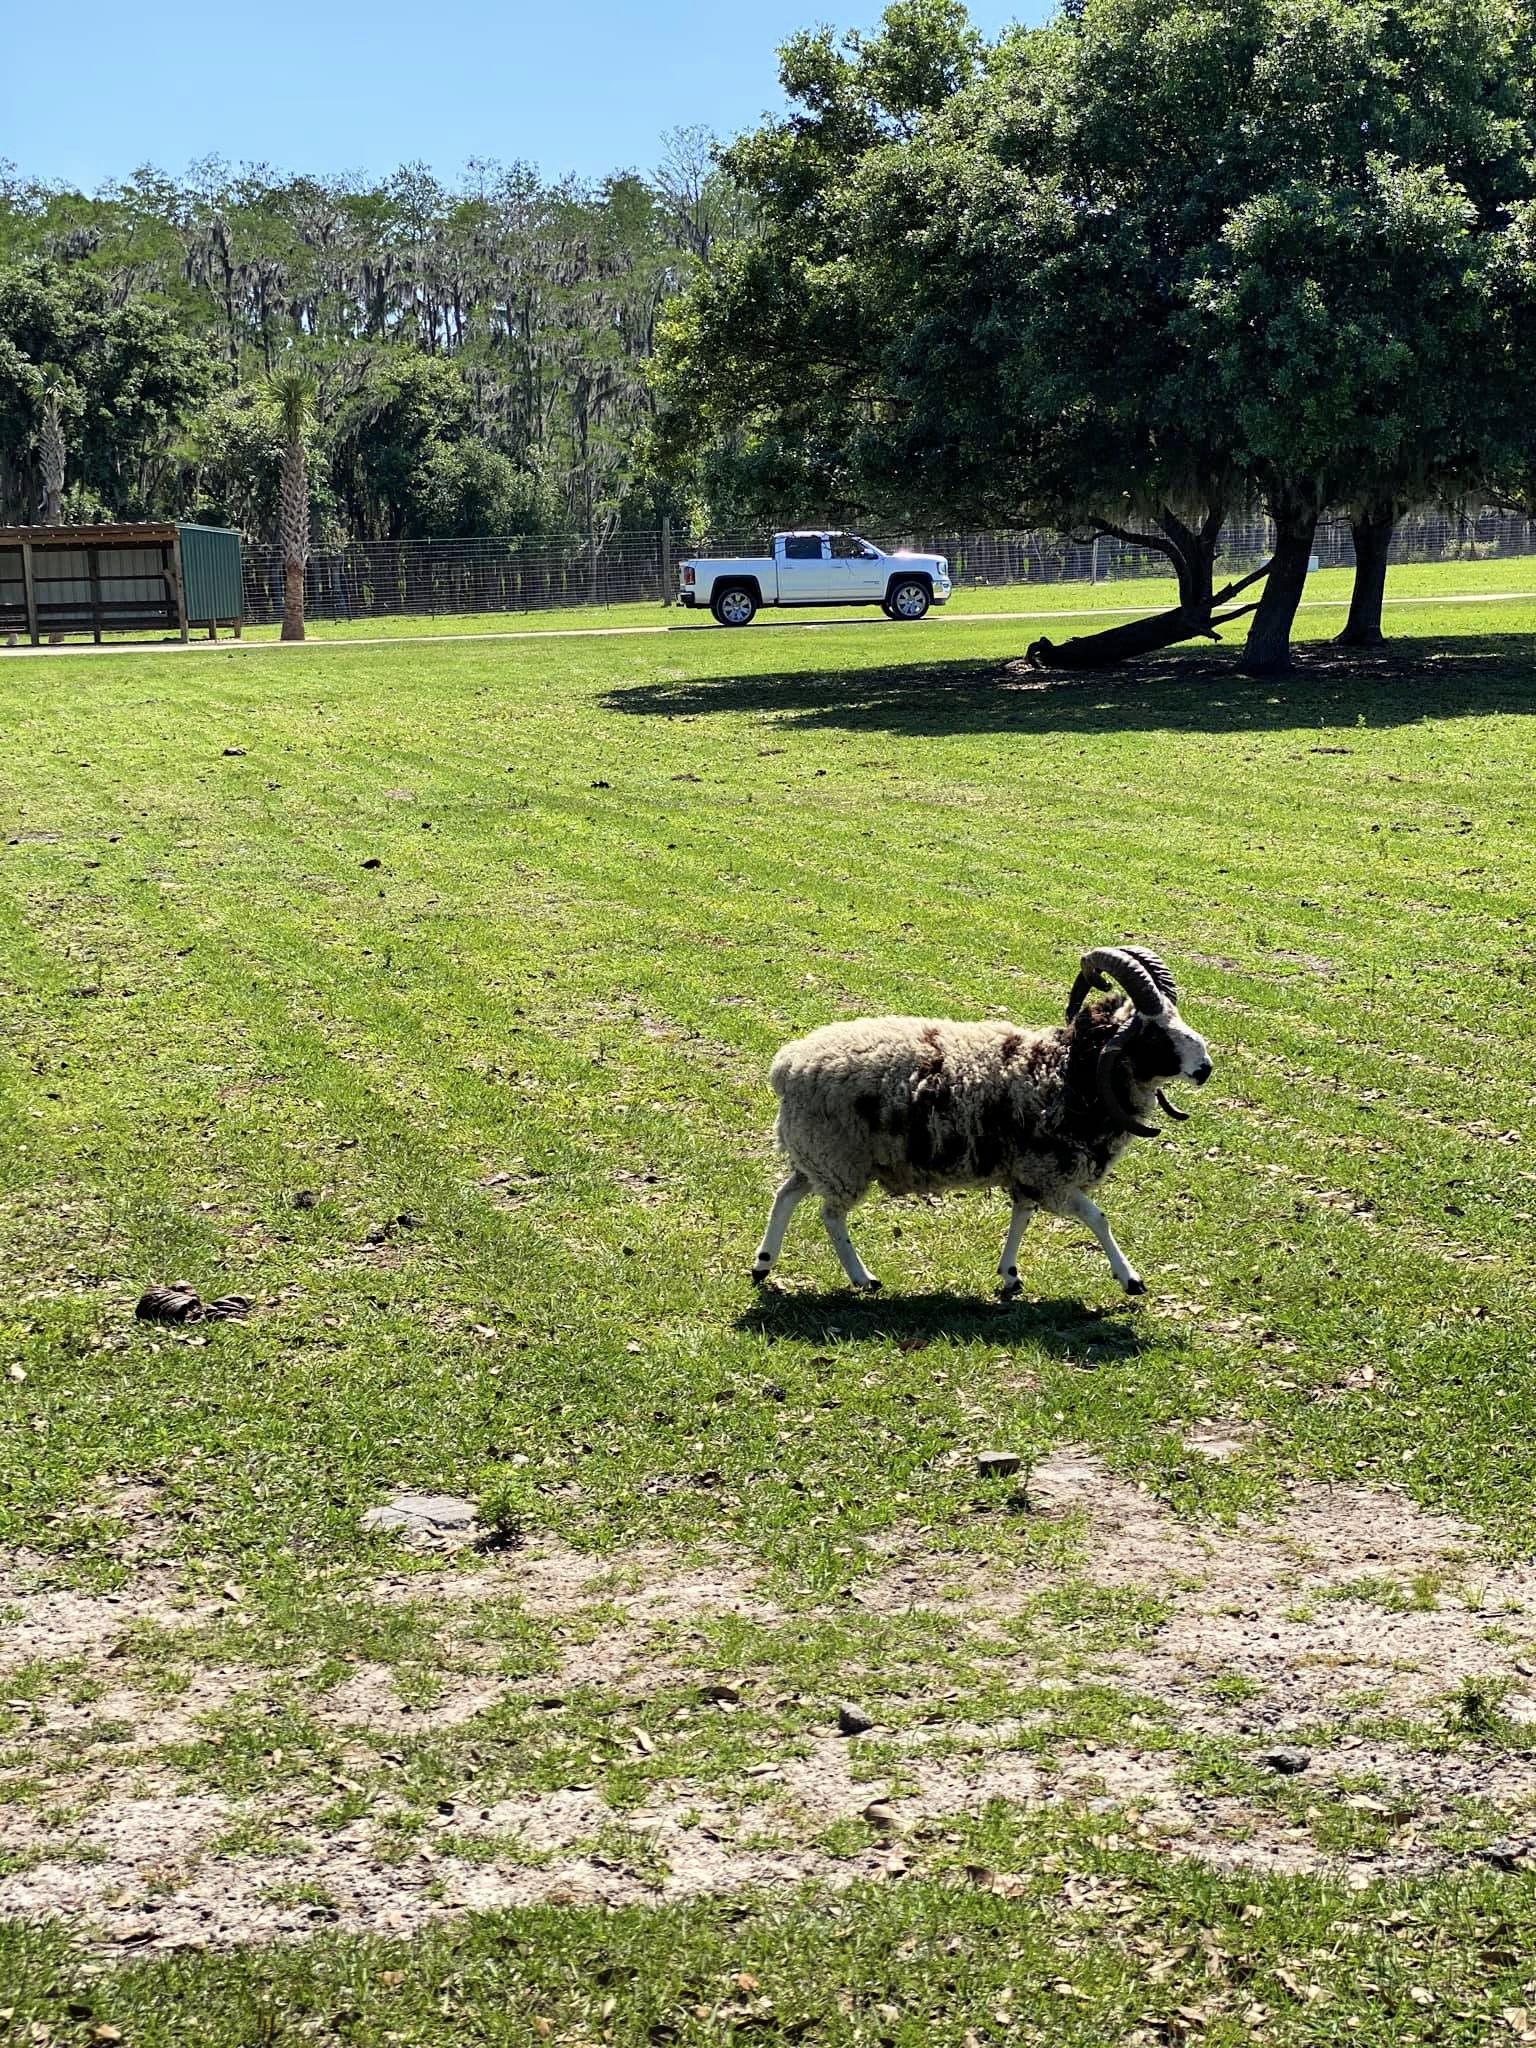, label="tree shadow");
[735,1287,1147,1358]
[604,635,1536,738]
